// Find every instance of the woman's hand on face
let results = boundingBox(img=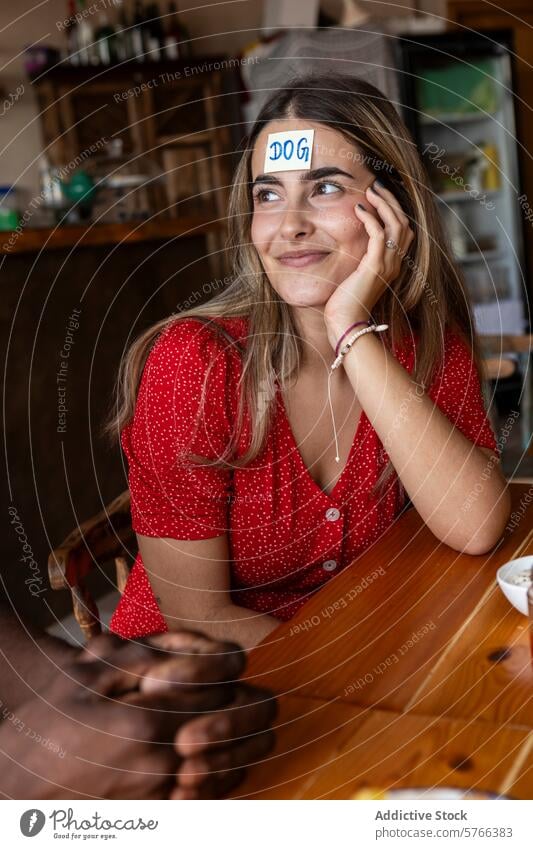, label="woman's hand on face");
[323,178,415,349]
